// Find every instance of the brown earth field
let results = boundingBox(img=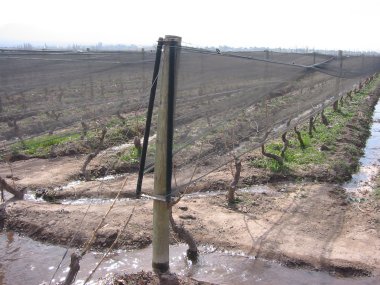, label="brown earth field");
[1,87,380,284]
